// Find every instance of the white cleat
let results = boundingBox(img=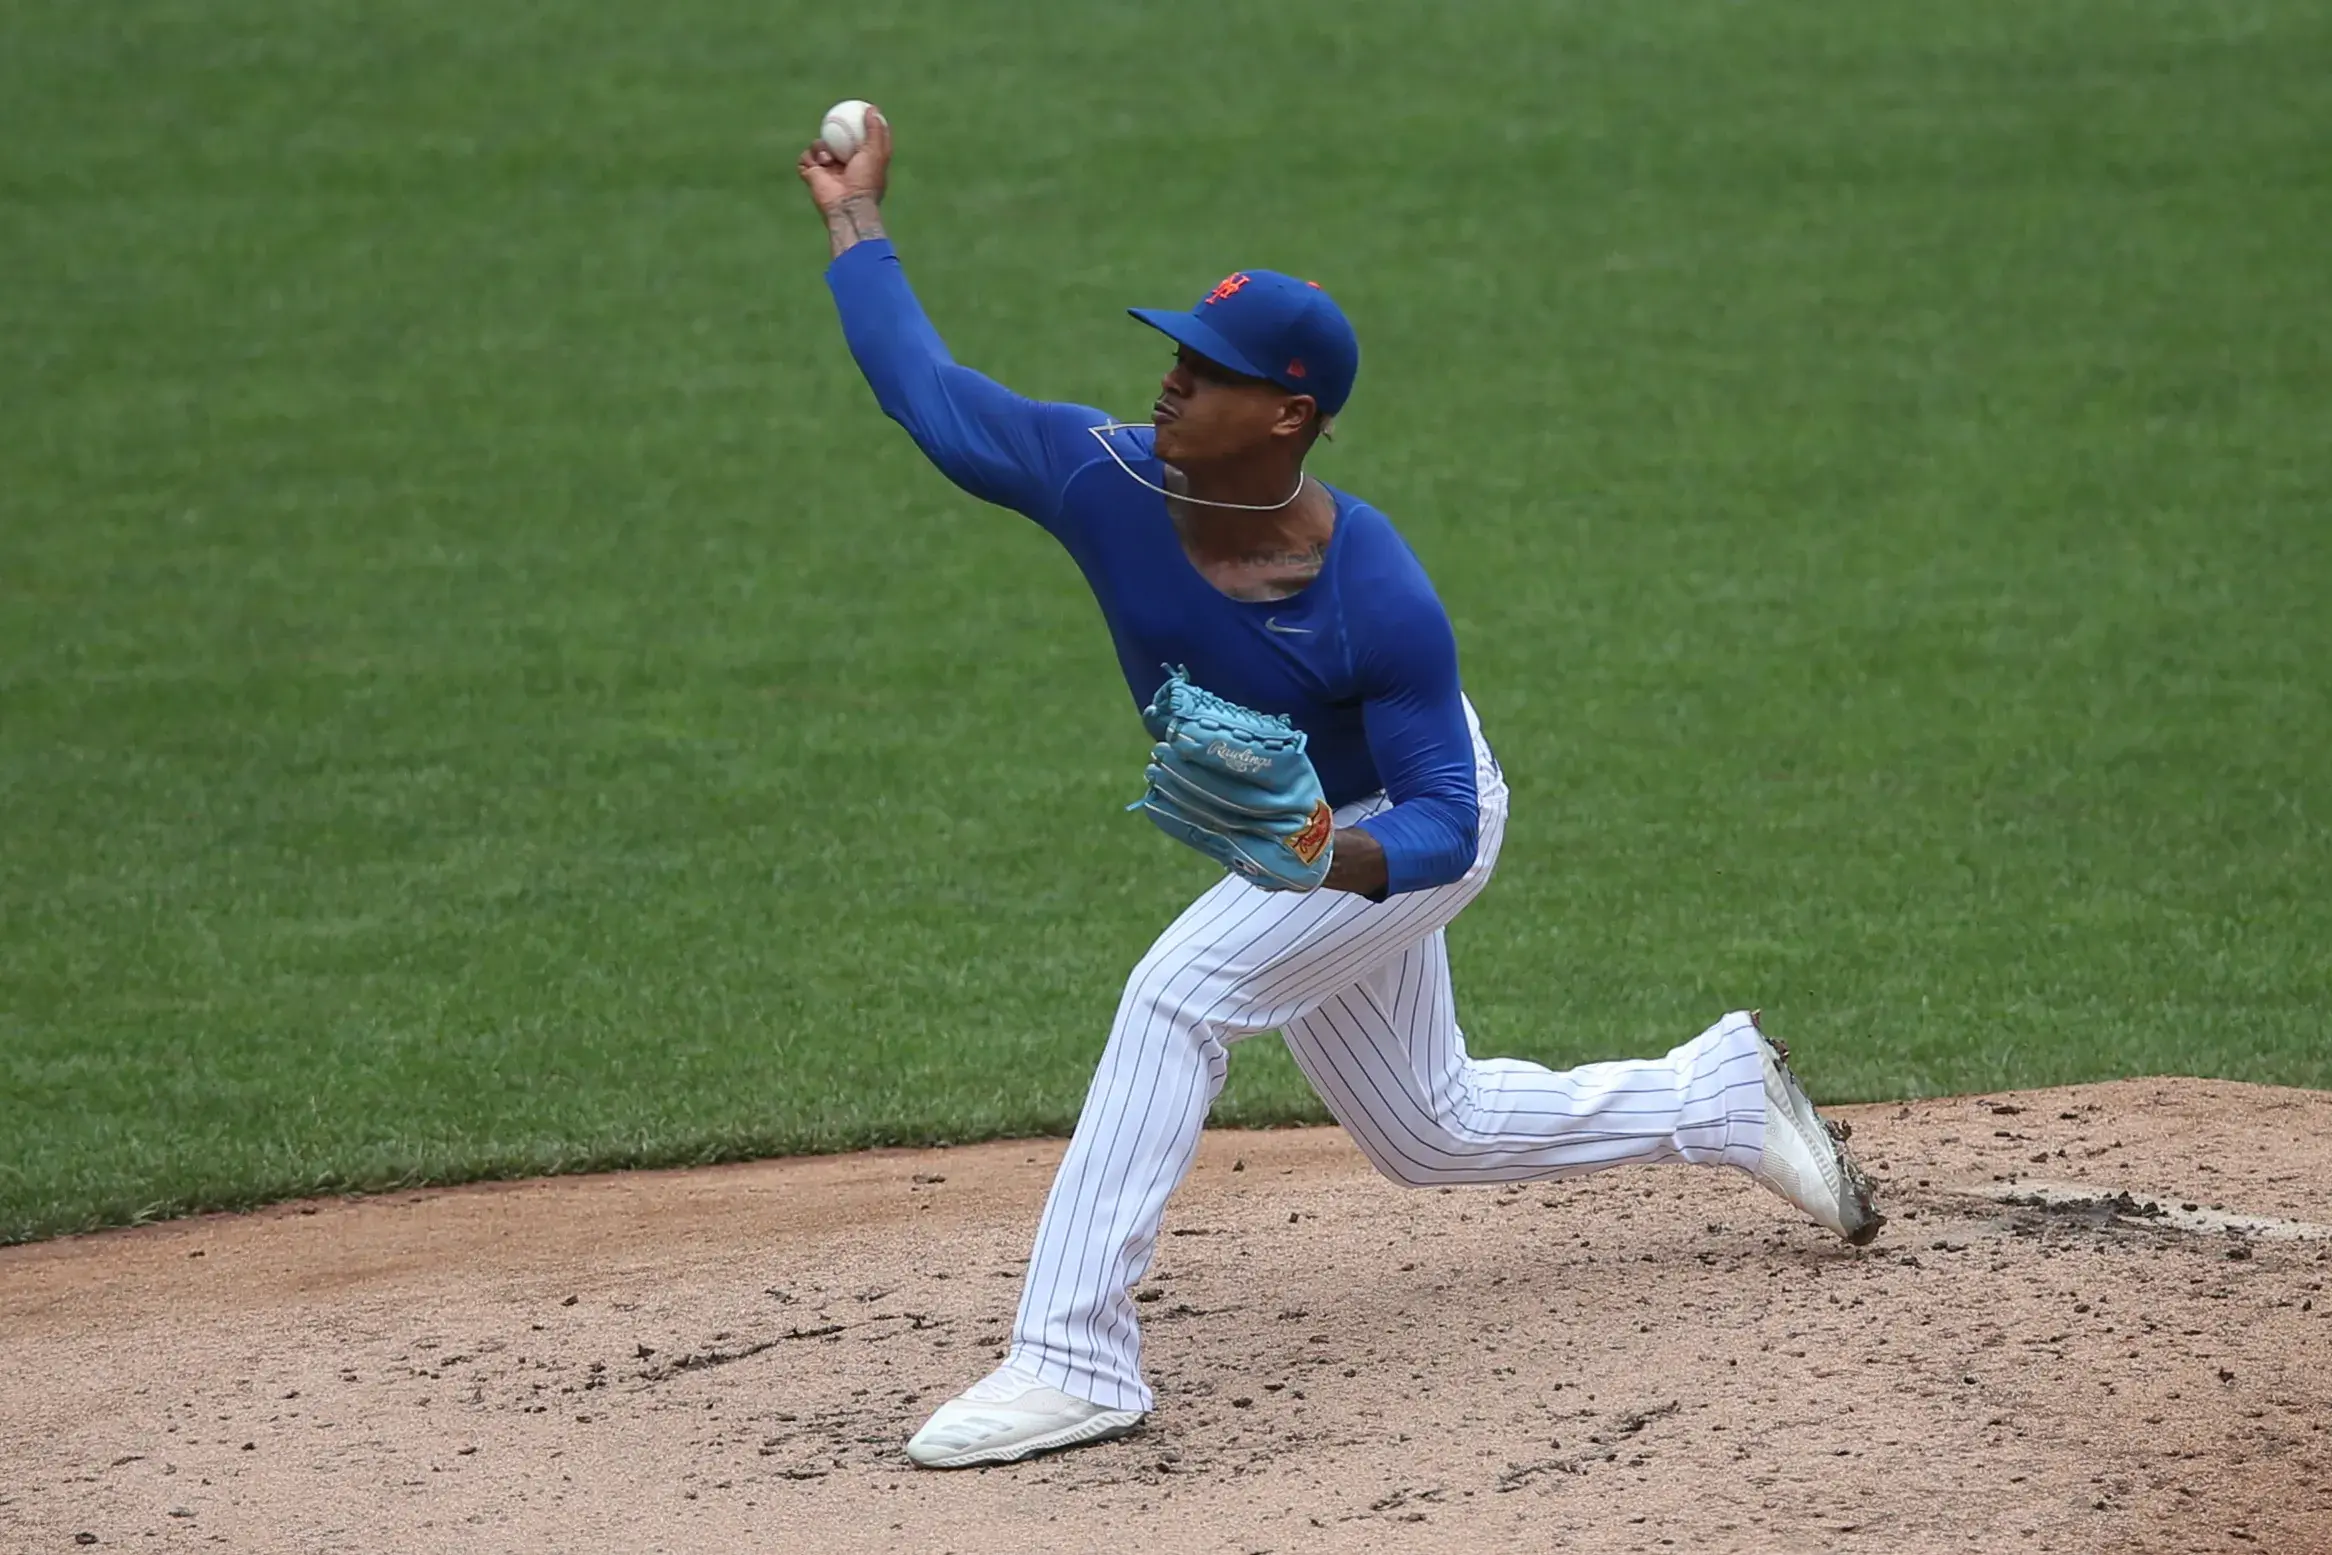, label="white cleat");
[1749,1020,1885,1246]
[904,1365,1146,1469]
